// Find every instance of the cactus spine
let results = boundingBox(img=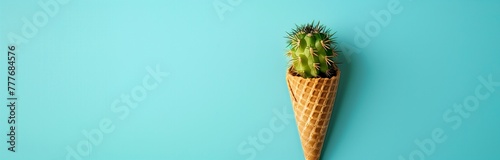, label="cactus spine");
[286,21,339,78]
